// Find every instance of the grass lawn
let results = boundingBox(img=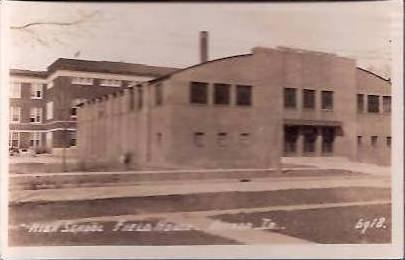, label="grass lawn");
[10,187,390,224]
[212,204,391,244]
